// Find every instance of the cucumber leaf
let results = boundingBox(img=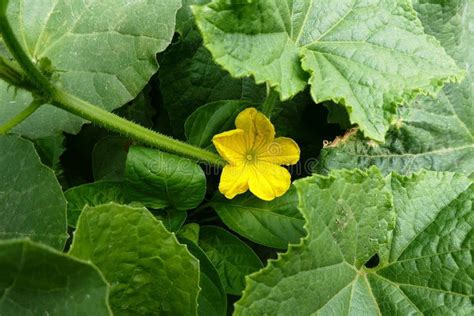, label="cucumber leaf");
[318,0,474,176]
[0,239,111,316]
[193,0,461,141]
[235,168,473,315]
[69,203,200,316]
[0,135,67,250]
[0,0,180,138]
